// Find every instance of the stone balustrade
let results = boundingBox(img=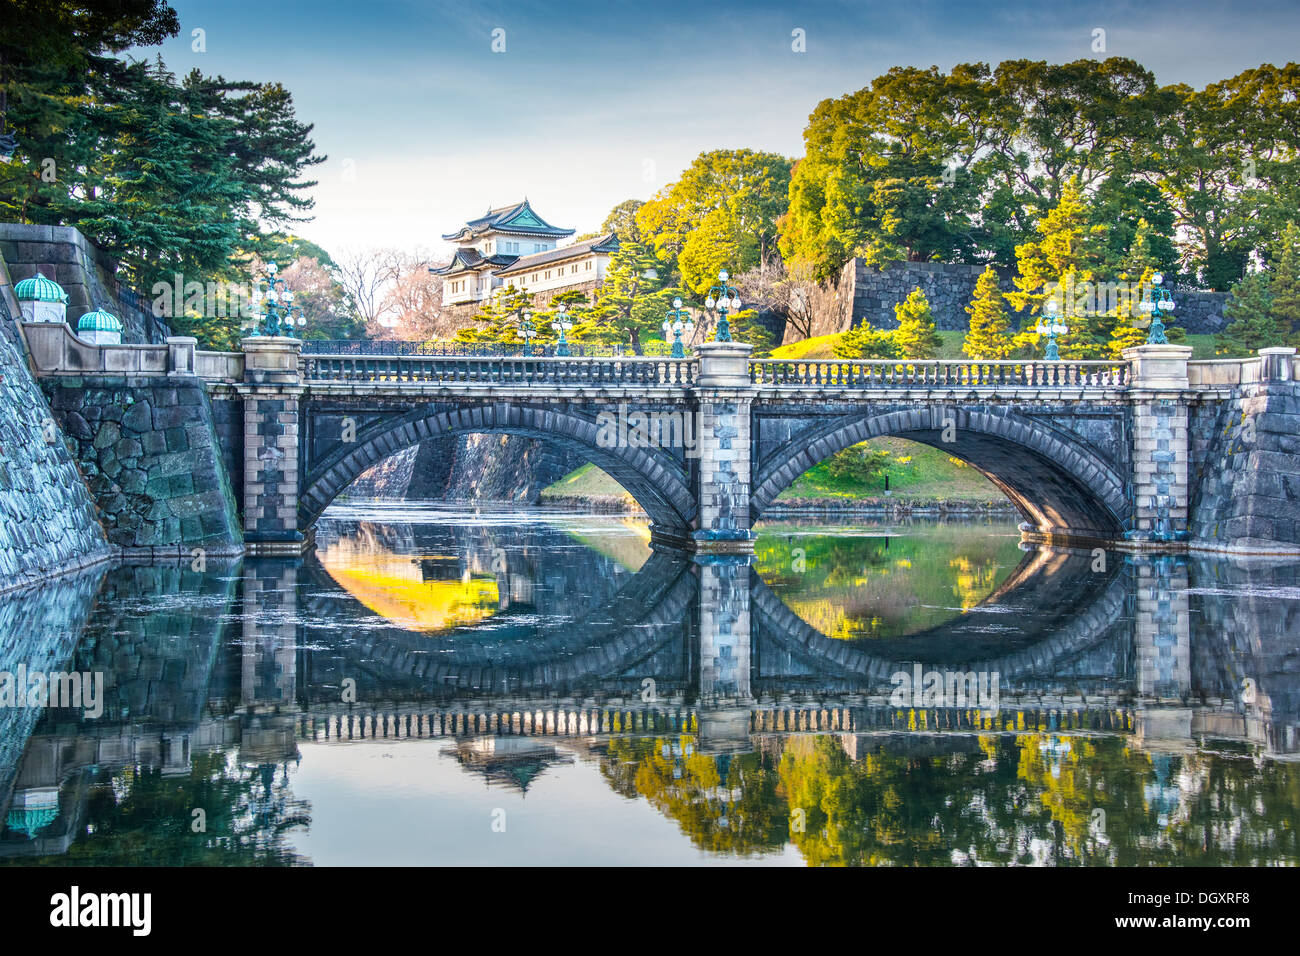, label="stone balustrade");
[21,321,245,382]
[299,352,698,387]
[750,357,1130,390]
